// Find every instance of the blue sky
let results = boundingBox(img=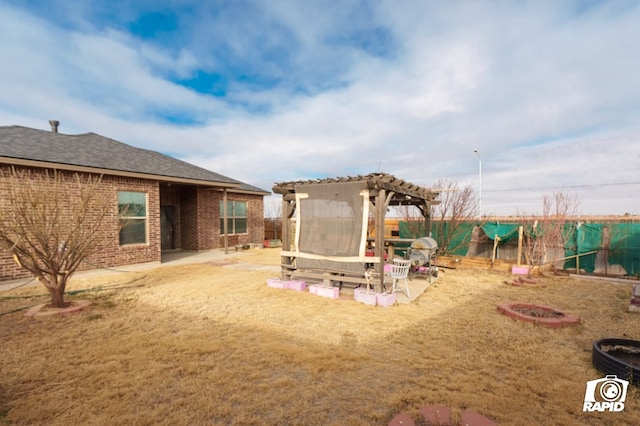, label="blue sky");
[1,0,639,216]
